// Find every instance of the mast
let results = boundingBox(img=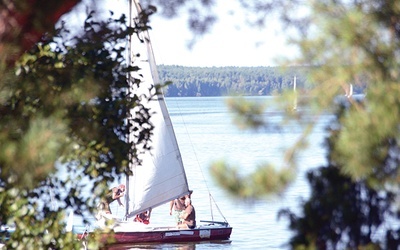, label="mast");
[132,0,161,90]
[125,0,133,218]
